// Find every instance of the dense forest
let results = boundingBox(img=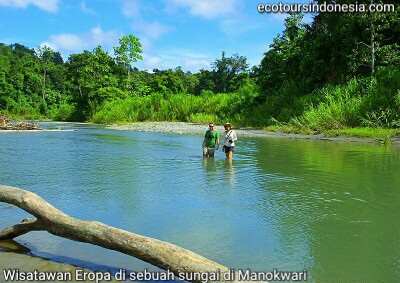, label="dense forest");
[1,1,400,135]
